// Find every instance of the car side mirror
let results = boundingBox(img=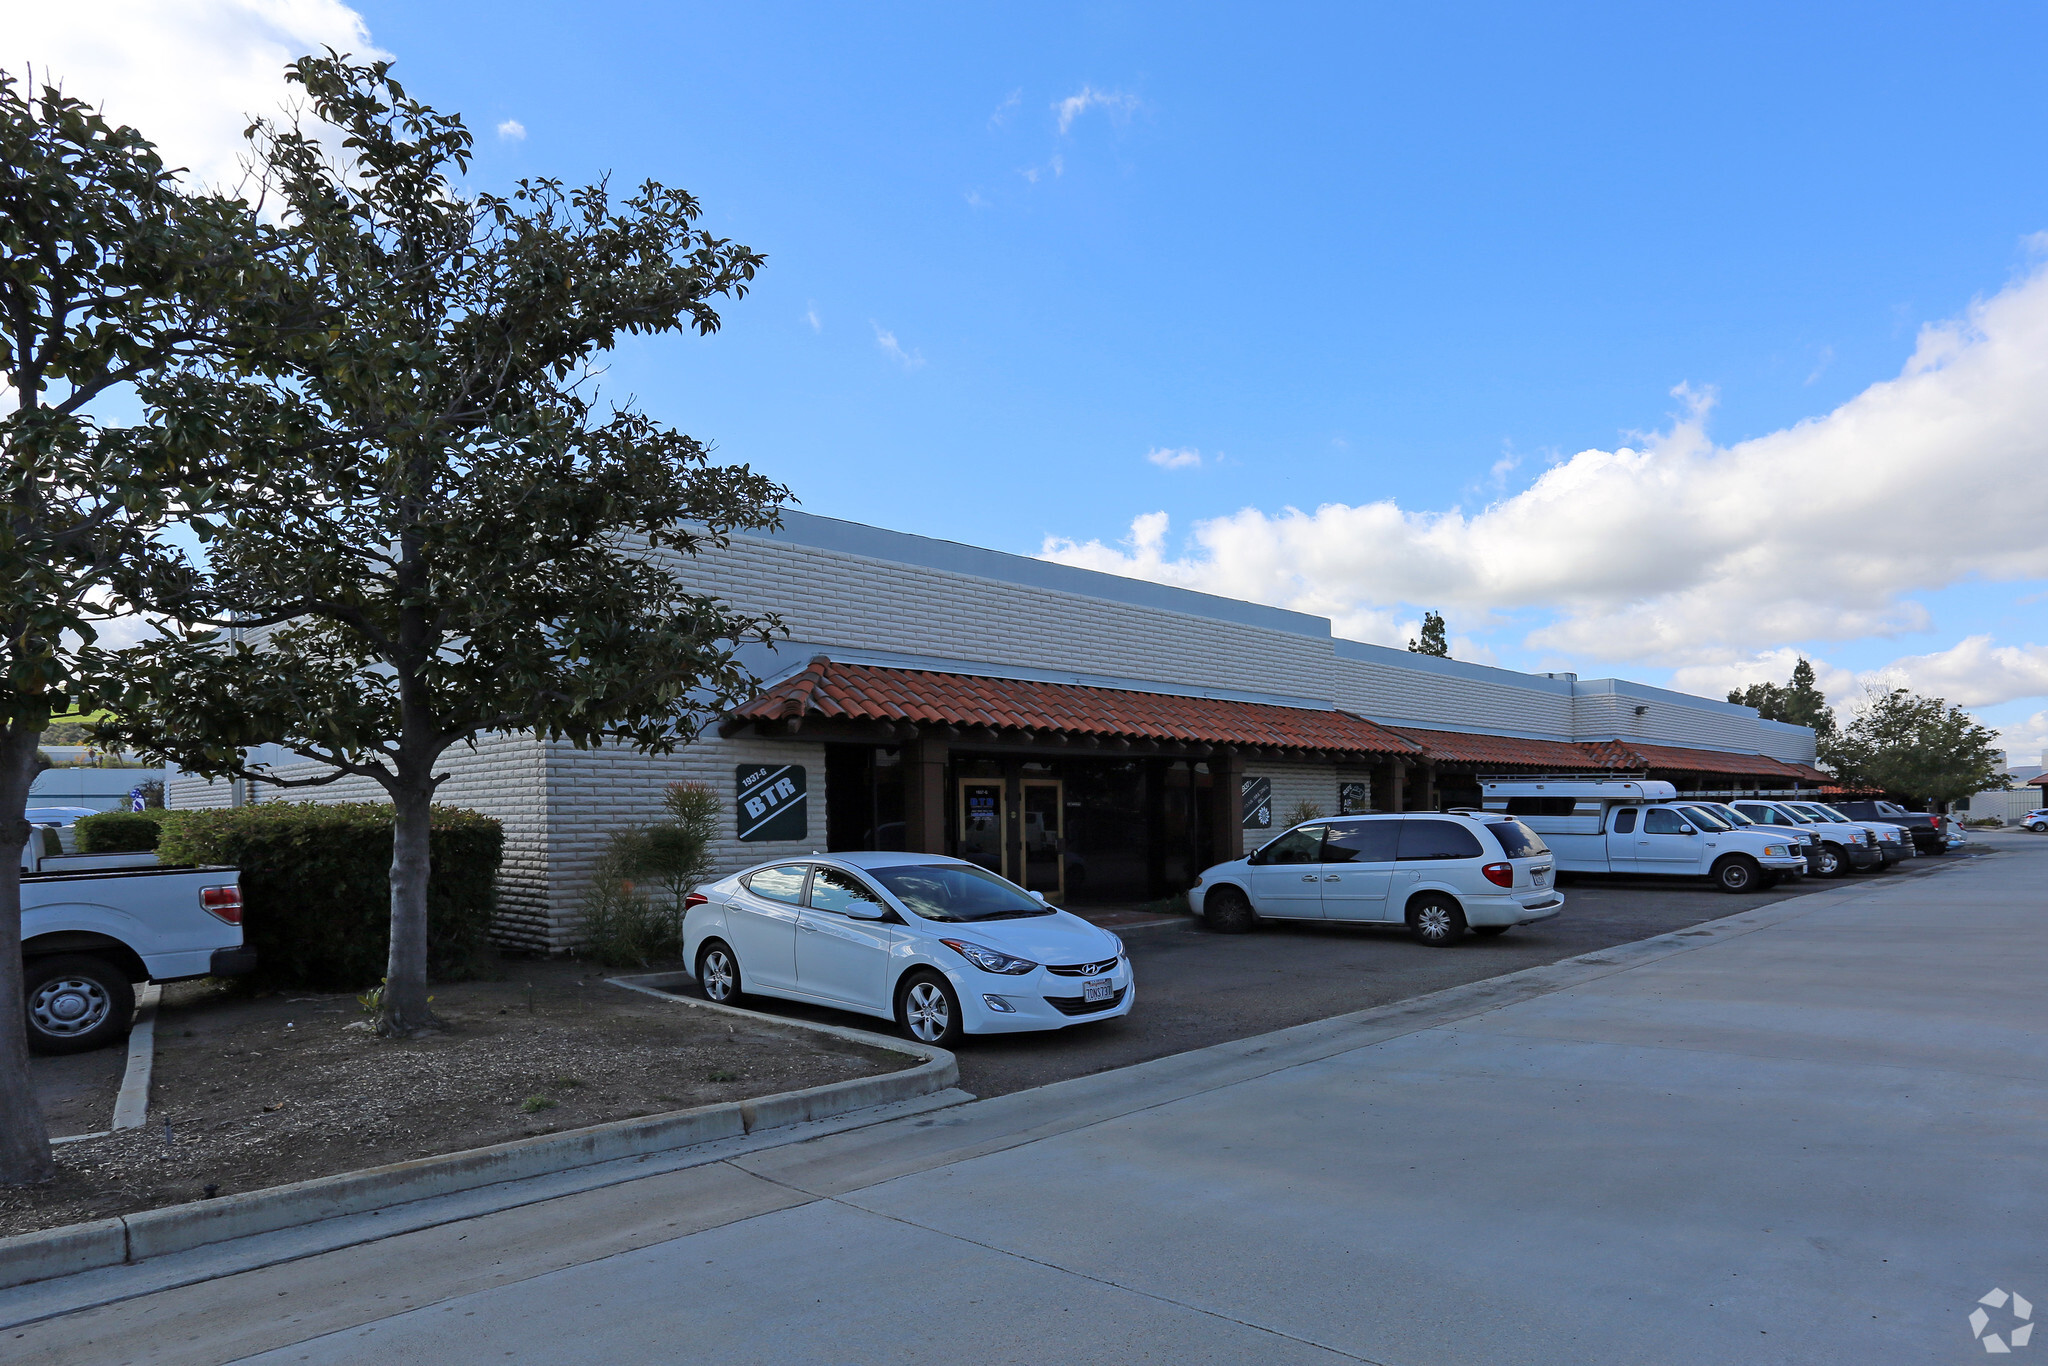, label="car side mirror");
[1678,825,1695,835]
[1032,891,1050,904]
[843,900,888,921]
